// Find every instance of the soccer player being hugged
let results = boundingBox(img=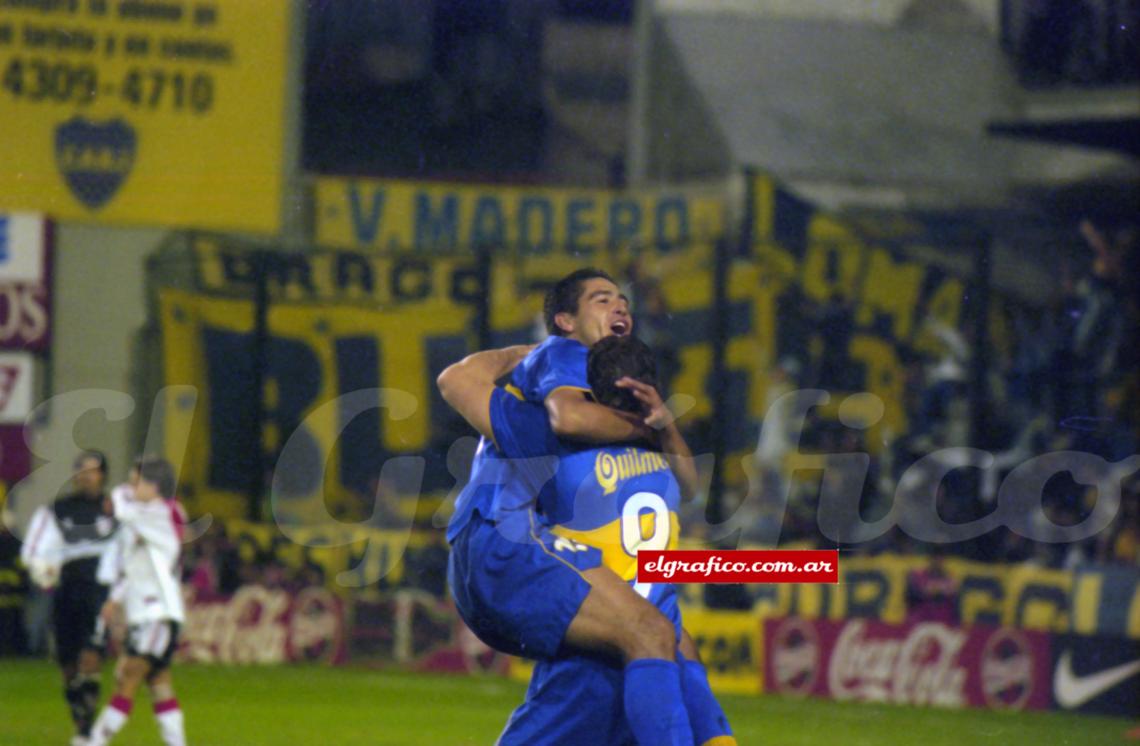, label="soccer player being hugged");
[513,269,733,744]
[20,451,118,746]
[89,456,187,746]
[440,268,734,745]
